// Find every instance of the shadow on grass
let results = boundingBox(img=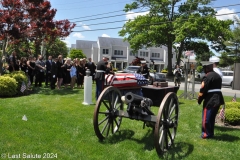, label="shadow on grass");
[214,126,240,142]
[102,129,155,151]
[31,87,80,95]
[163,142,194,159]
